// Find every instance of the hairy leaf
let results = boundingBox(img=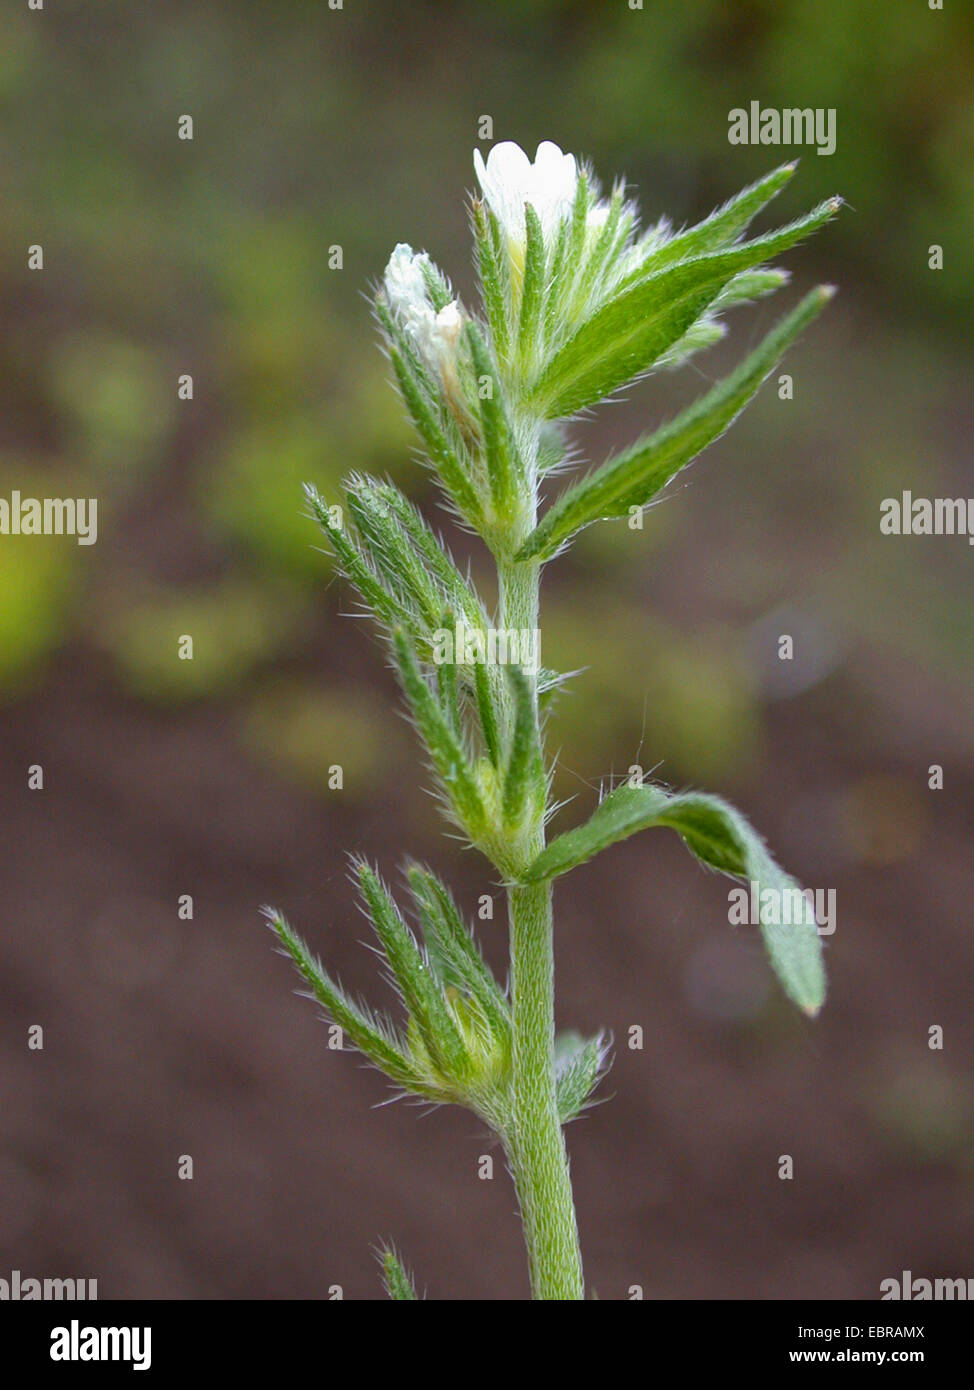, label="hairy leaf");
[639,161,798,275]
[502,664,545,831]
[555,1030,608,1124]
[391,627,486,836]
[465,320,521,516]
[517,286,834,561]
[264,907,417,1085]
[386,342,483,525]
[530,198,840,418]
[379,1245,419,1301]
[406,863,511,1046]
[523,784,826,1015]
[473,200,510,365]
[357,860,469,1079]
